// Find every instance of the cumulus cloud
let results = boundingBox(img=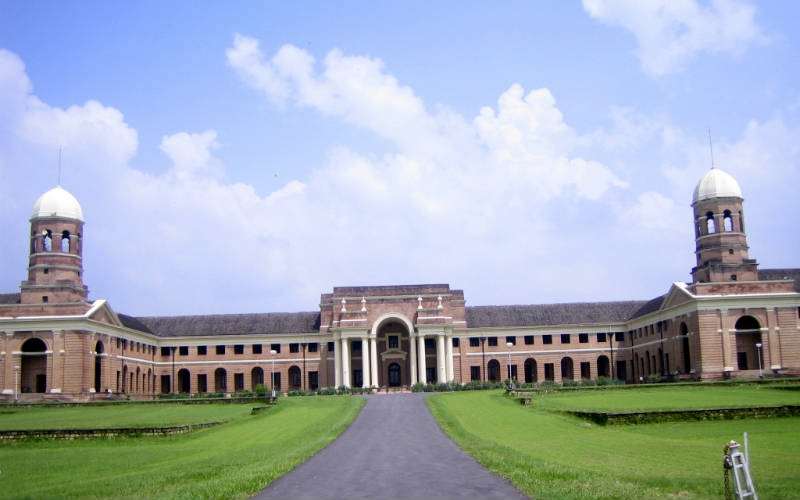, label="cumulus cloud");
[583,0,767,76]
